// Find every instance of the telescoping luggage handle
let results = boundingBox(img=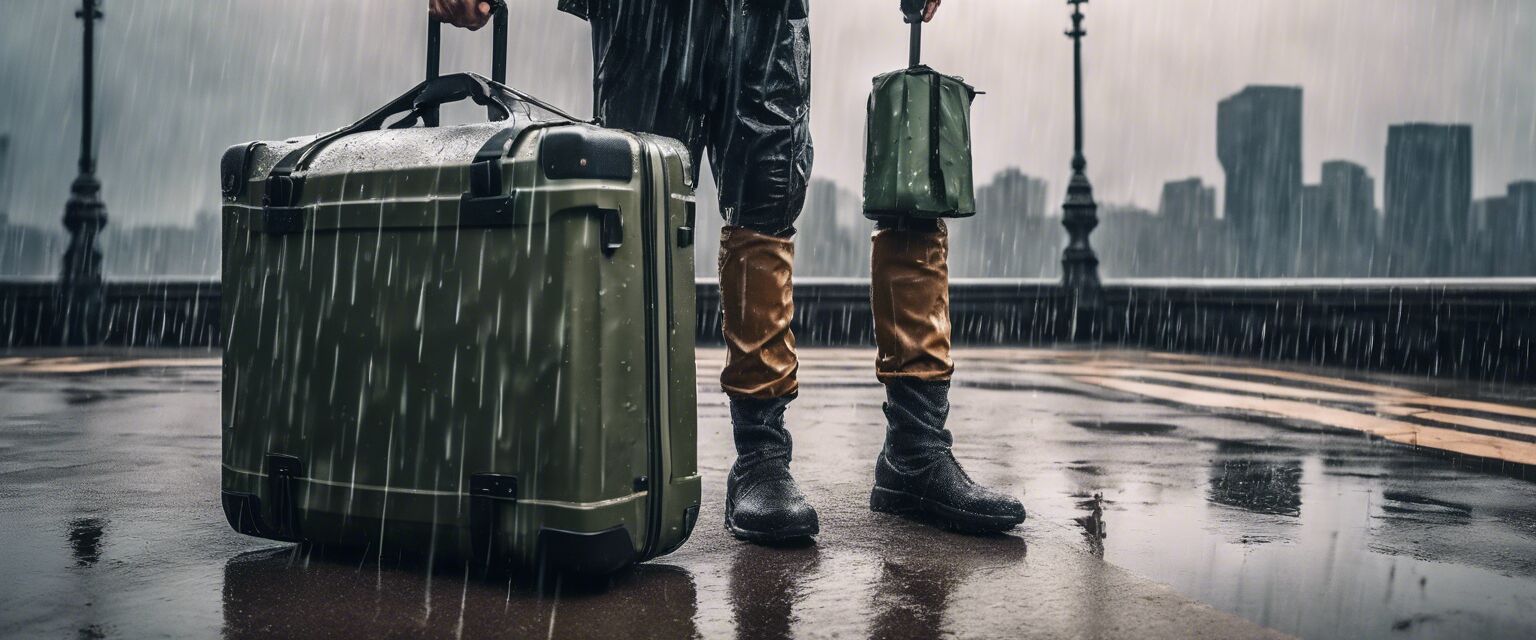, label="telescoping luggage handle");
[260,73,583,219]
[425,0,509,127]
[262,73,520,211]
[262,2,588,223]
